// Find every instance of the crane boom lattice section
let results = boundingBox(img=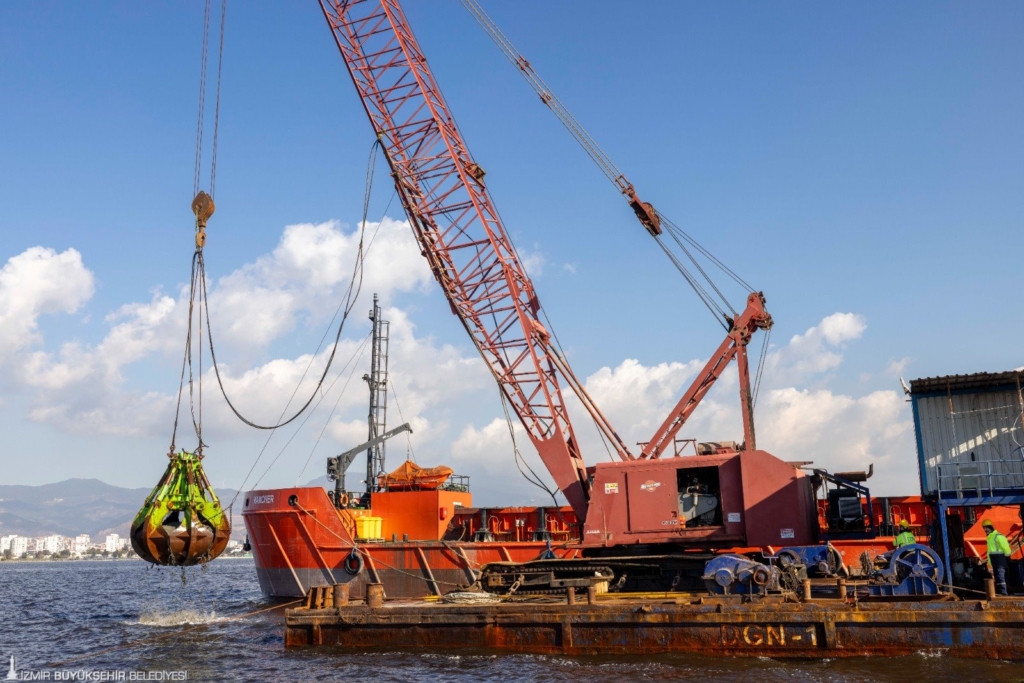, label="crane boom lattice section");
[319,0,611,515]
